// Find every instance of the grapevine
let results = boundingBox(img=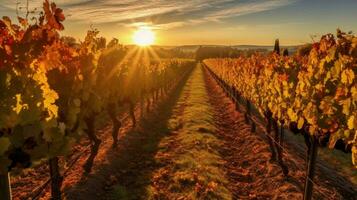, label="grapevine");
[0,1,195,199]
[204,31,357,167]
